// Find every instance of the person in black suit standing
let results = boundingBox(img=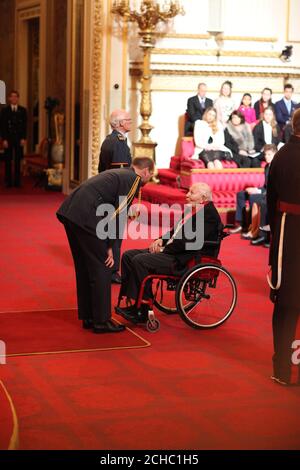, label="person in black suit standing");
[116,182,221,323]
[56,157,155,333]
[0,90,27,187]
[98,109,132,173]
[98,109,133,283]
[185,83,213,136]
[275,83,297,131]
[267,109,300,386]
